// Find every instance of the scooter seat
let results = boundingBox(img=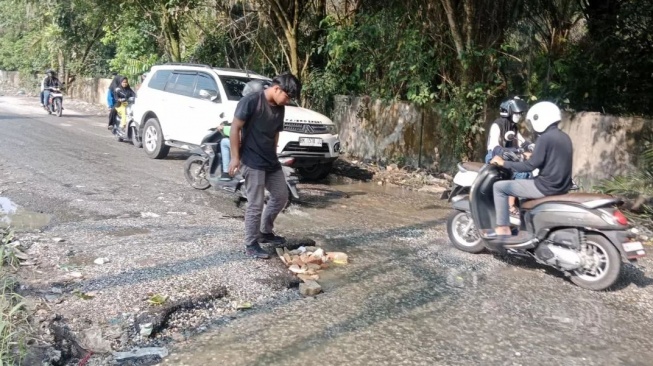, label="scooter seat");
[460,162,484,172]
[521,193,618,210]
